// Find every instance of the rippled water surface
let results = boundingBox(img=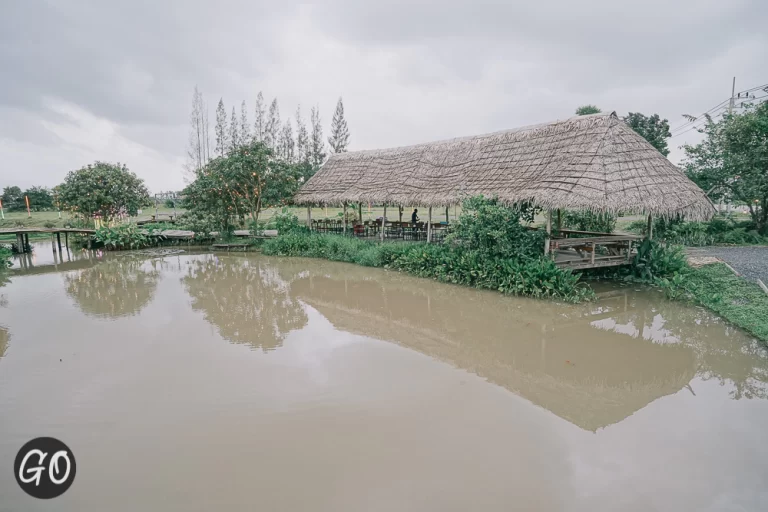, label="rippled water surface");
[1,244,767,511]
